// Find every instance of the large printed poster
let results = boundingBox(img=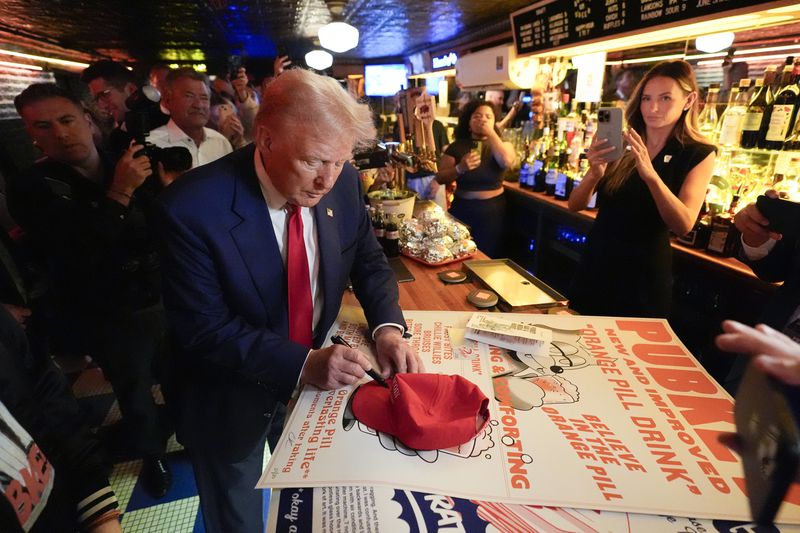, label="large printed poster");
[258,308,800,523]
[267,486,800,533]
